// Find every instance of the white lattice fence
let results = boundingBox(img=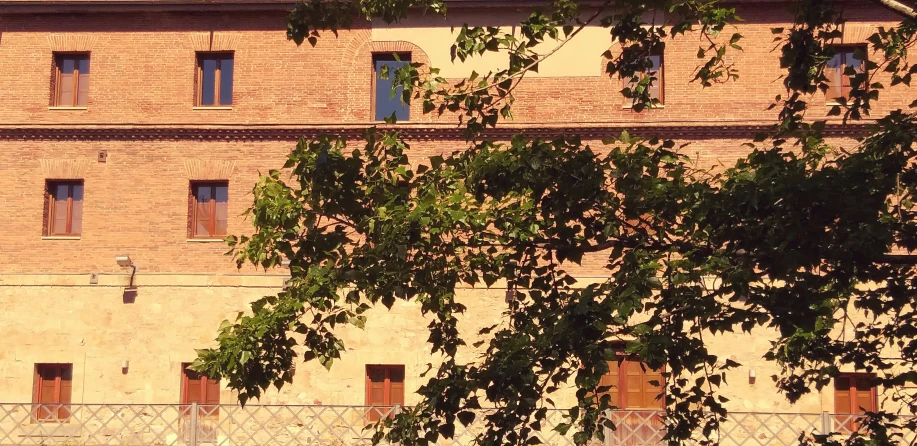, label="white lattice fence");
[0,404,913,446]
